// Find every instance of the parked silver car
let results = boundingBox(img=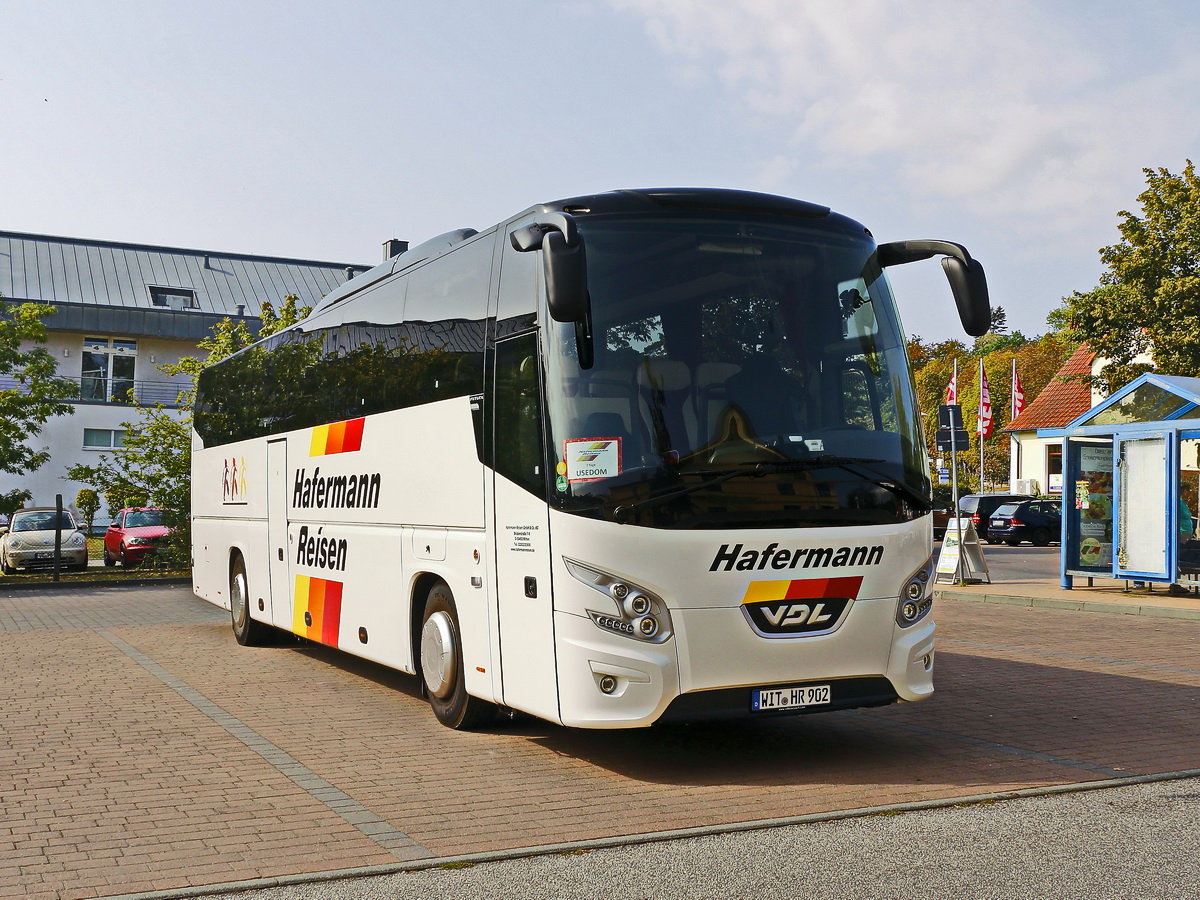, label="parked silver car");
[0,507,89,573]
